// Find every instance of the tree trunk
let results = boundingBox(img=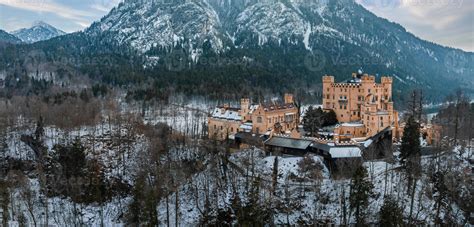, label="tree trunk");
[175,188,179,227]
[408,178,417,225]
